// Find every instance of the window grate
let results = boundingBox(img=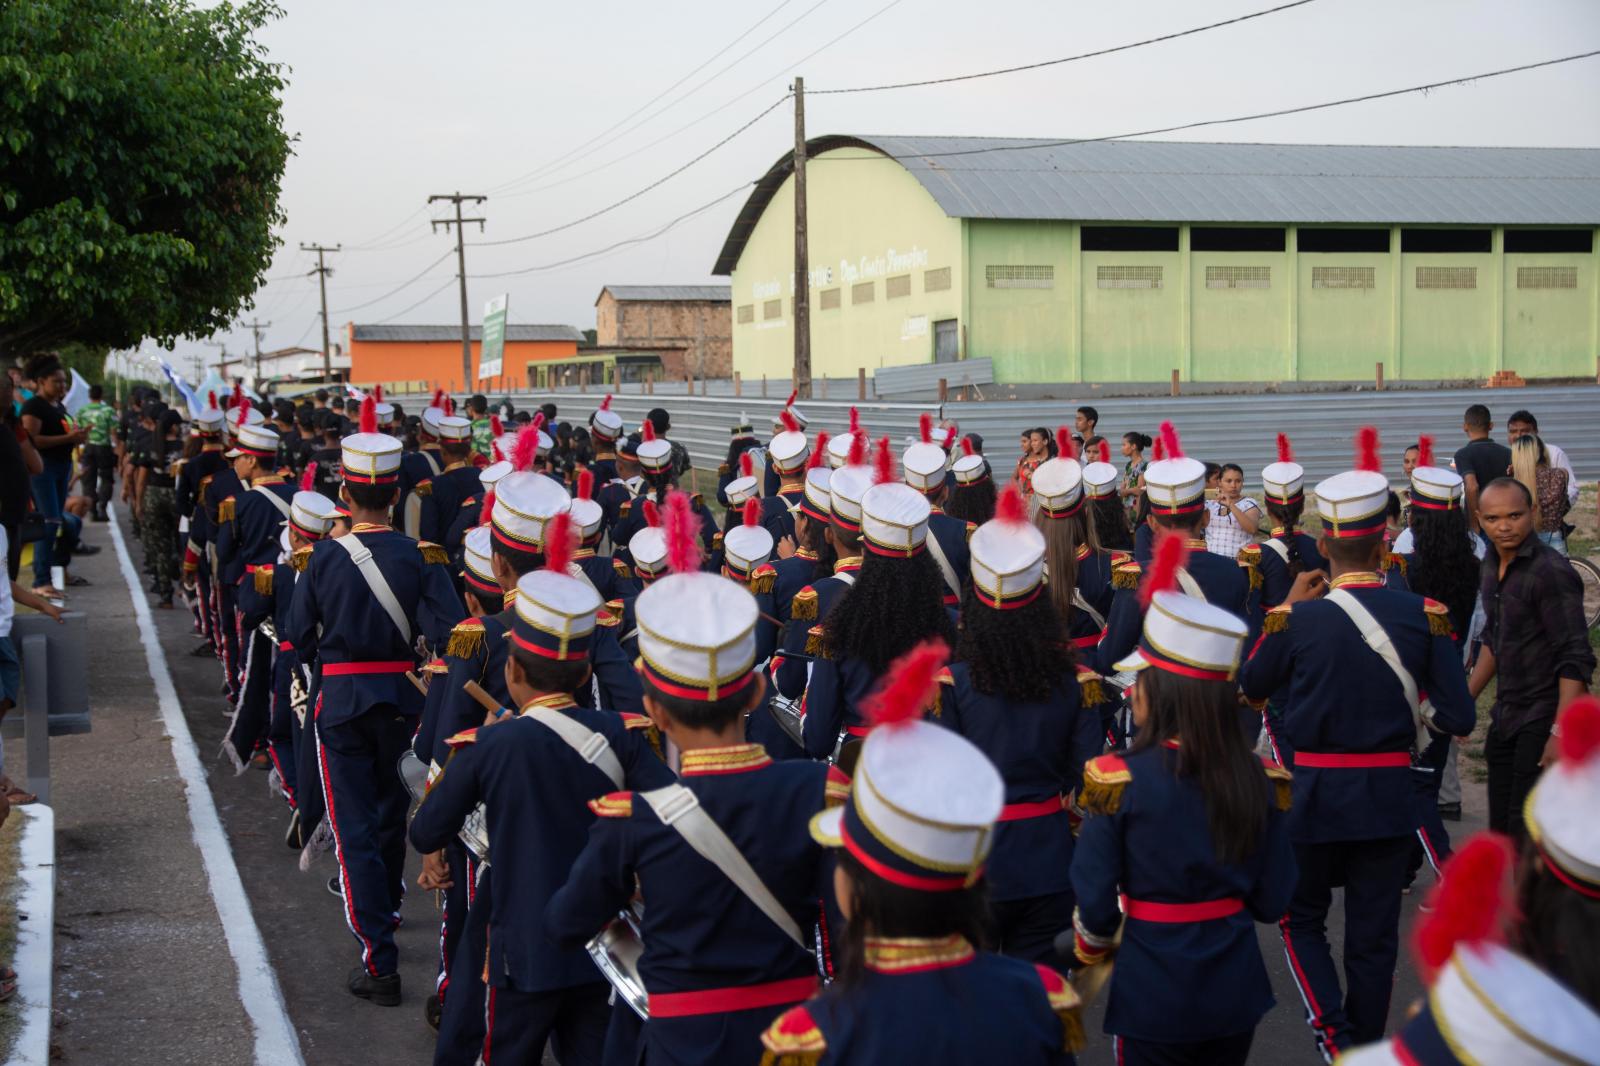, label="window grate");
[986,264,1054,289]
[736,304,754,324]
[886,274,911,299]
[763,299,782,320]
[852,281,875,304]
[819,288,841,310]
[1517,266,1577,290]
[924,267,951,292]
[1311,266,1375,290]
[1416,266,1476,290]
[1096,265,1162,290]
[1205,265,1270,290]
